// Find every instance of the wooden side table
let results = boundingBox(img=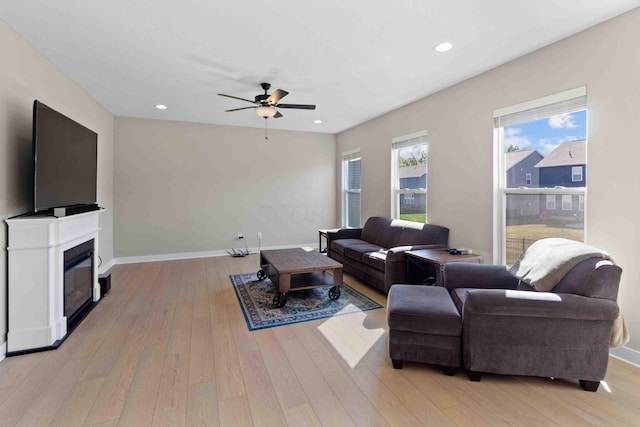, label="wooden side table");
[406,249,483,286]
